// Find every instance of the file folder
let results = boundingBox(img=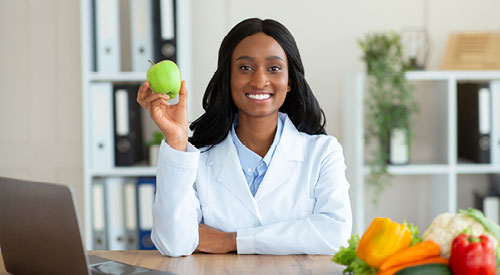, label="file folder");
[484,196,500,224]
[113,84,145,166]
[457,83,491,163]
[92,178,107,250]
[152,0,177,62]
[105,177,128,250]
[475,191,500,225]
[124,179,139,249]
[89,82,114,169]
[92,0,121,72]
[130,0,154,72]
[137,177,156,250]
[491,81,500,165]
